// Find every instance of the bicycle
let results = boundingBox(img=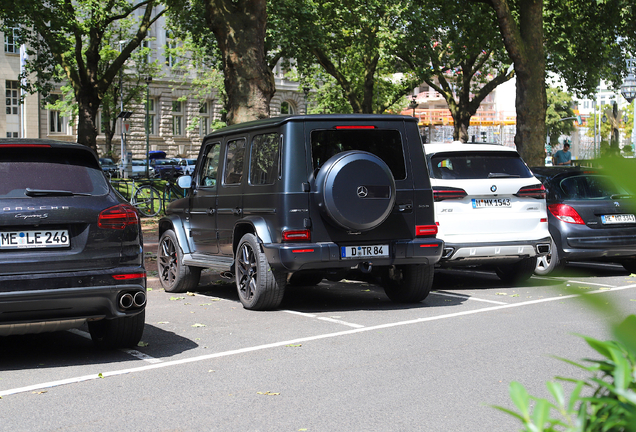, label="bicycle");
[160,168,187,212]
[110,177,162,218]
